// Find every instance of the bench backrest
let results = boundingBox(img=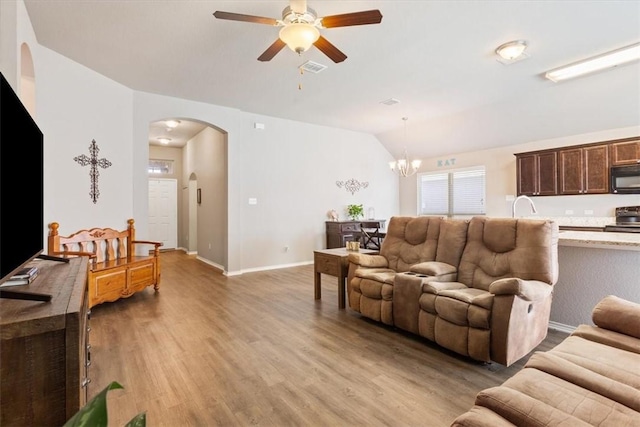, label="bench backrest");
[48,219,137,263]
